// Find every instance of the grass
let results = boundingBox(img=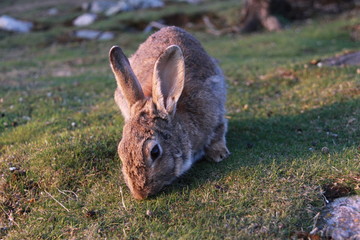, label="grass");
[0,1,359,239]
